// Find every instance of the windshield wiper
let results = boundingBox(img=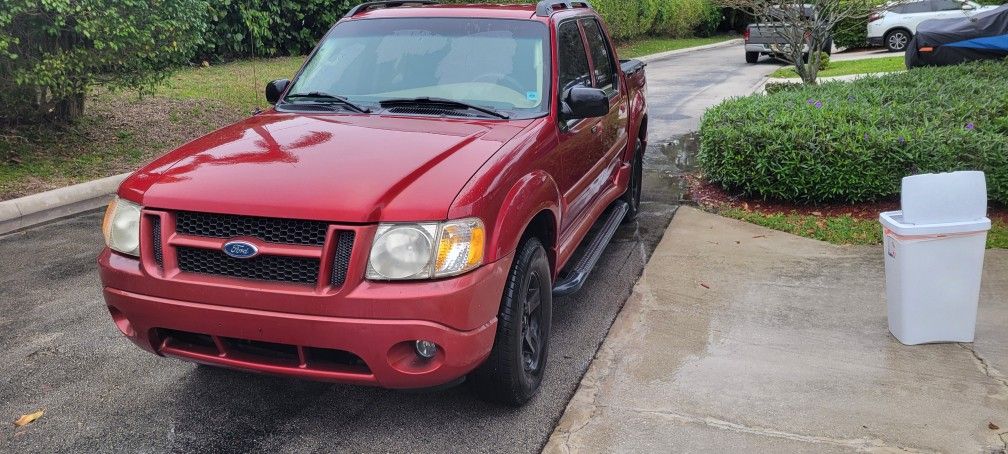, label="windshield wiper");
[379,97,510,119]
[284,91,371,113]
